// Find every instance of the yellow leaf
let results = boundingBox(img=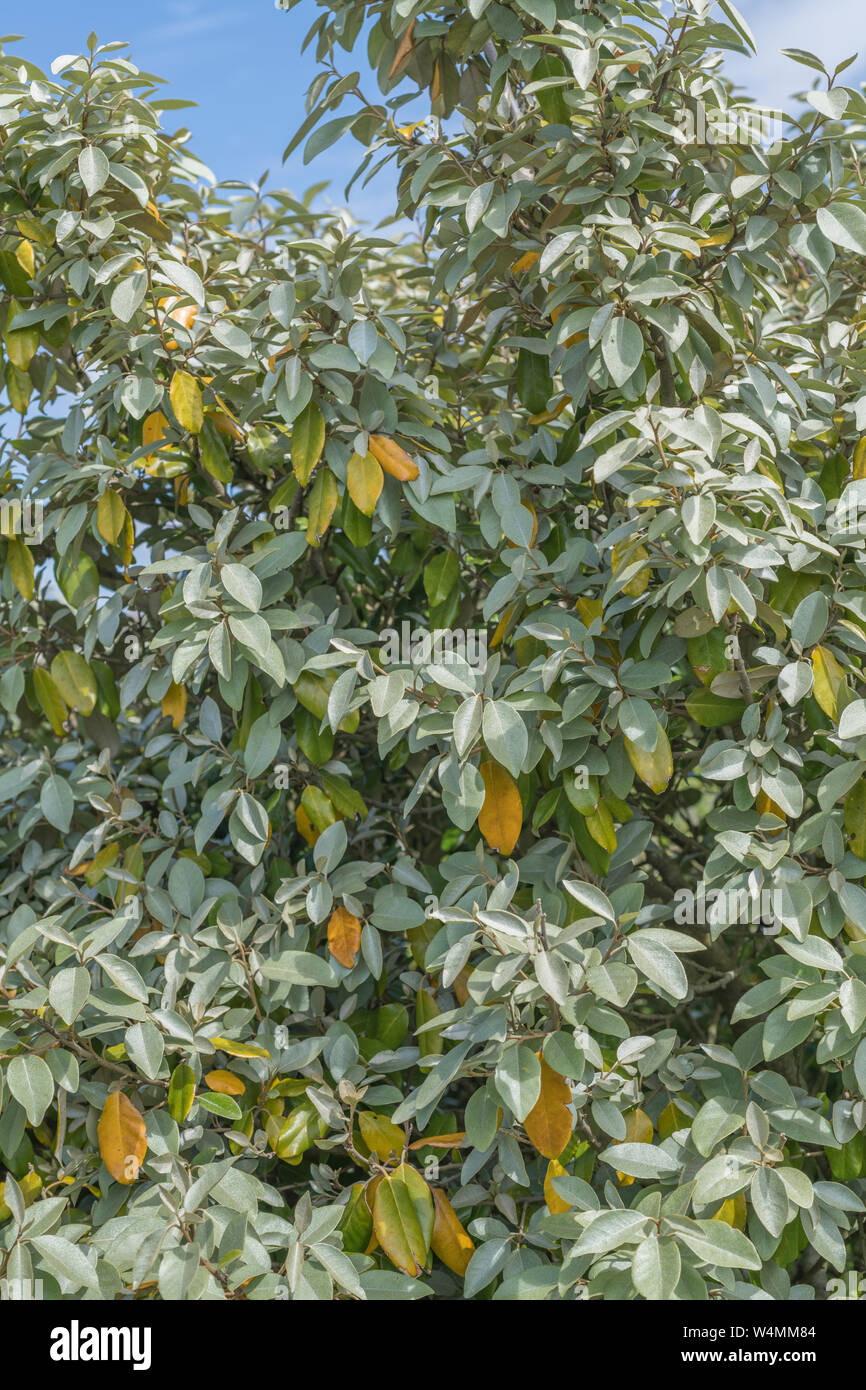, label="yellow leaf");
[161,680,187,728]
[169,368,203,434]
[430,1187,475,1275]
[15,238,35,277]
[97,488,128,545]
[142,410,170,461]
[0,1171,41,1223]
[33,666,68,735]
[855,437,866,480]
[209,1036,271,1059]
[625,725,673,793]
[205,1069,246,1096]
[697,228,734,249]
[372,1166,433,1277]
[615,1106,653,1185]
[50,651,97,715]
[756,789,786,822]
[524,1054,573,1159]
[544,1158,571,1214]
[478,760,523,855]
[327,906,362,968]
[358,1110,405,1161]
[347,451,384,516]
[306,467,338,547]
[97,1092,147,1185]
[811,645,846,721]
[712,1191,747,1229]
[368,434,419,482]
[528,397,569,426]
[292,400,325,486]
[512,251,540,274]
[7,536,34,599]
